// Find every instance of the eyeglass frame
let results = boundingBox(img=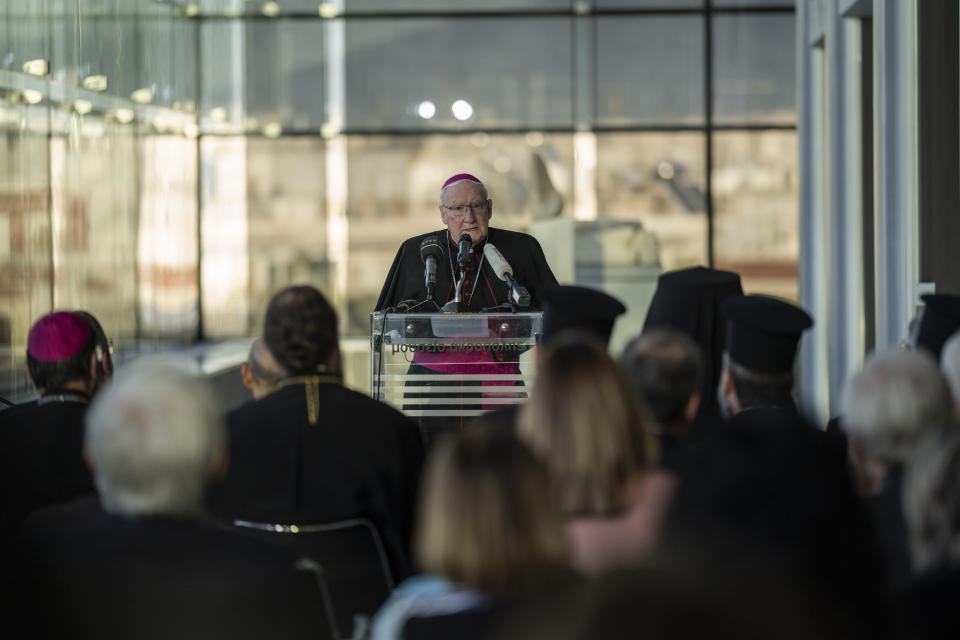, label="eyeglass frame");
[441,201,490,216]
